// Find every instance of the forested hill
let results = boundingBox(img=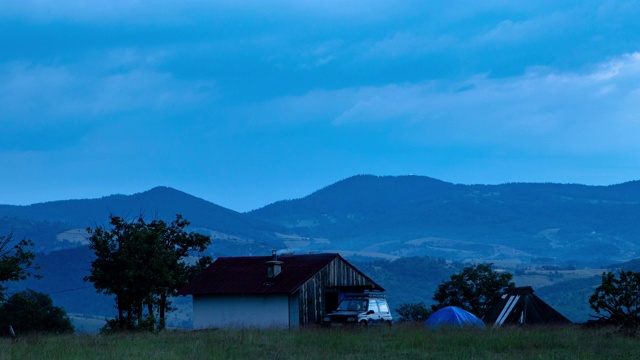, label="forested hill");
[1,186,249,228]
[3,175,640,266]
[247,175,640,266]
[0,186,285,255]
